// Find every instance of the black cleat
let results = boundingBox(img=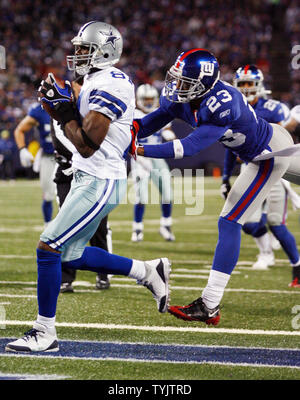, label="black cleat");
[168,297,220,325]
